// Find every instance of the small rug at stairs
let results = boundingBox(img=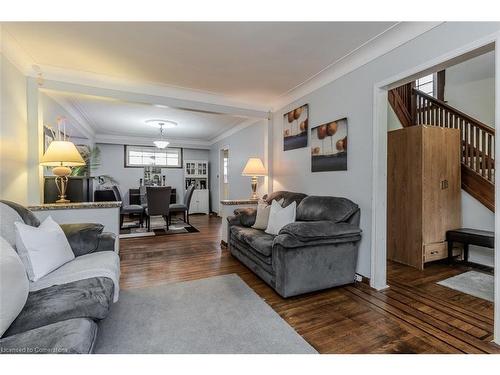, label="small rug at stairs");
[119,216,199,239]
[437,271,494,302]
[94,274,317,354]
